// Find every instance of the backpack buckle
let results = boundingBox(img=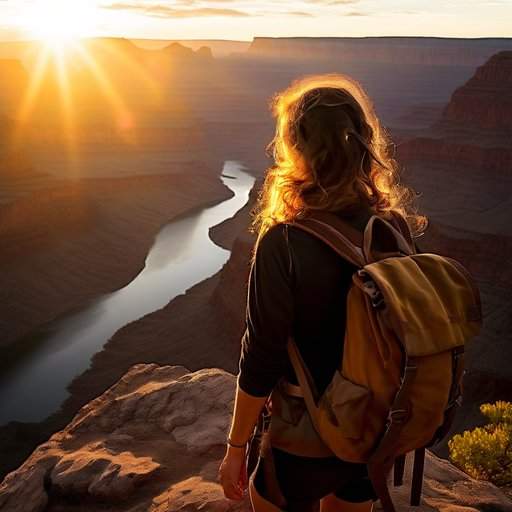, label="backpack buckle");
[447,394,463,409]
[358,270,386,309]
[388,408,408,424]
